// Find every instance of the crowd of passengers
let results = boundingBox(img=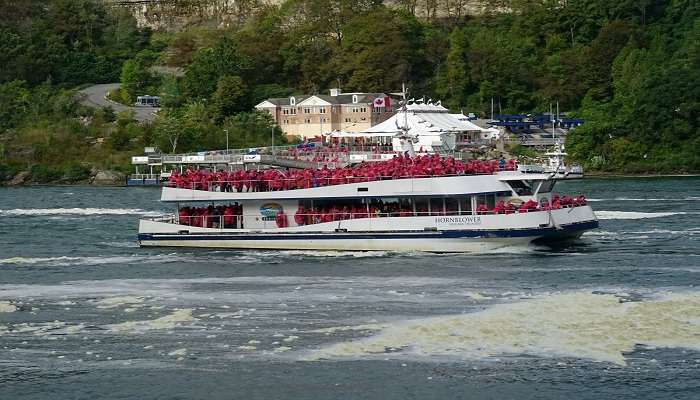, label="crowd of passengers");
[175,194,587,228]
[177,203,243,228]
[293,195,587,225]
[167,154,519,192]
[479,194,588,215]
